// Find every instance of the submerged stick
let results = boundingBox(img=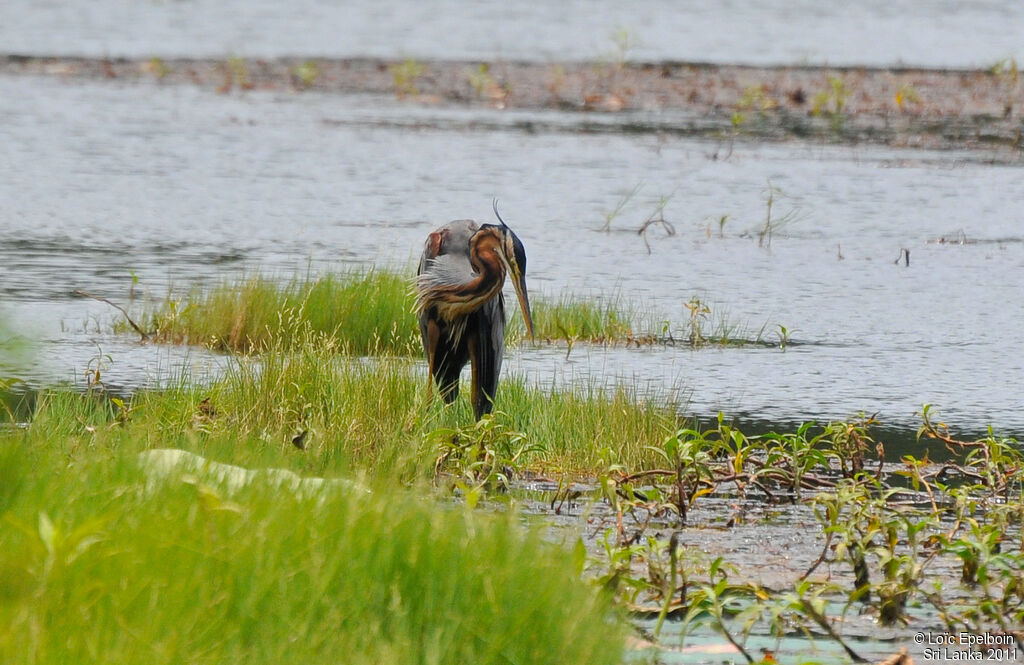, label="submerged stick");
[799,531,834,582]
[800,600,868,663]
